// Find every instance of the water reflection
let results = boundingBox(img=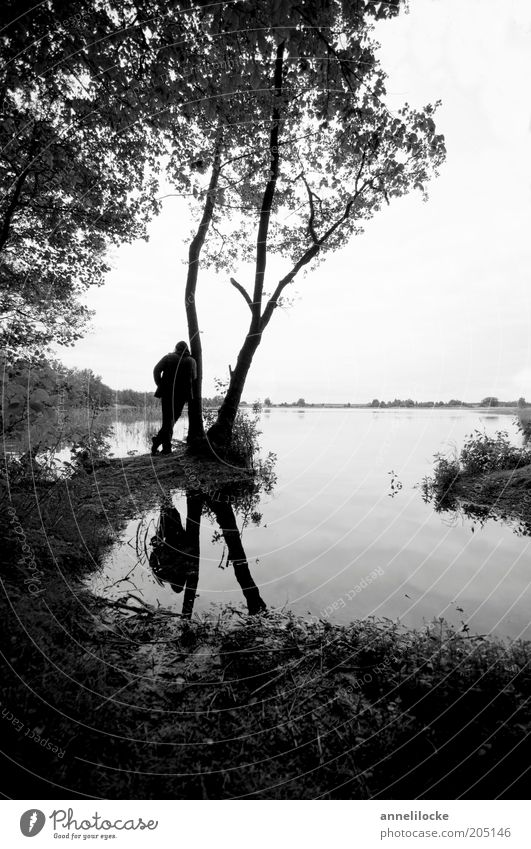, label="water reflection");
[421,475,531,538]
[206,496,266,615]
[147,490,267,617]
[149,494,201,617]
